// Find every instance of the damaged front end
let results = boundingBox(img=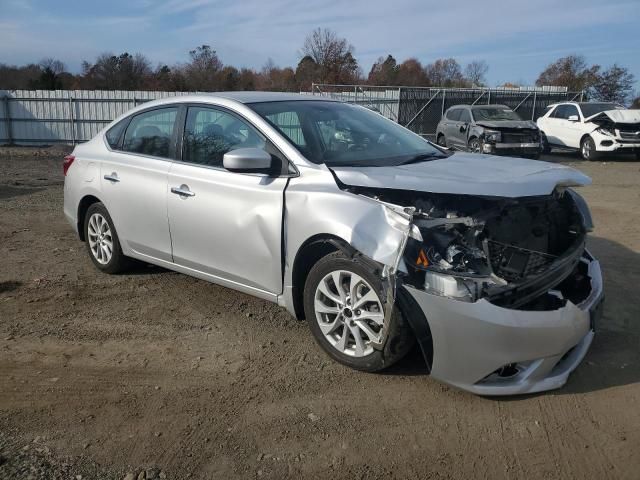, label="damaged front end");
[477,125,542,156]
[347,184,603,395]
